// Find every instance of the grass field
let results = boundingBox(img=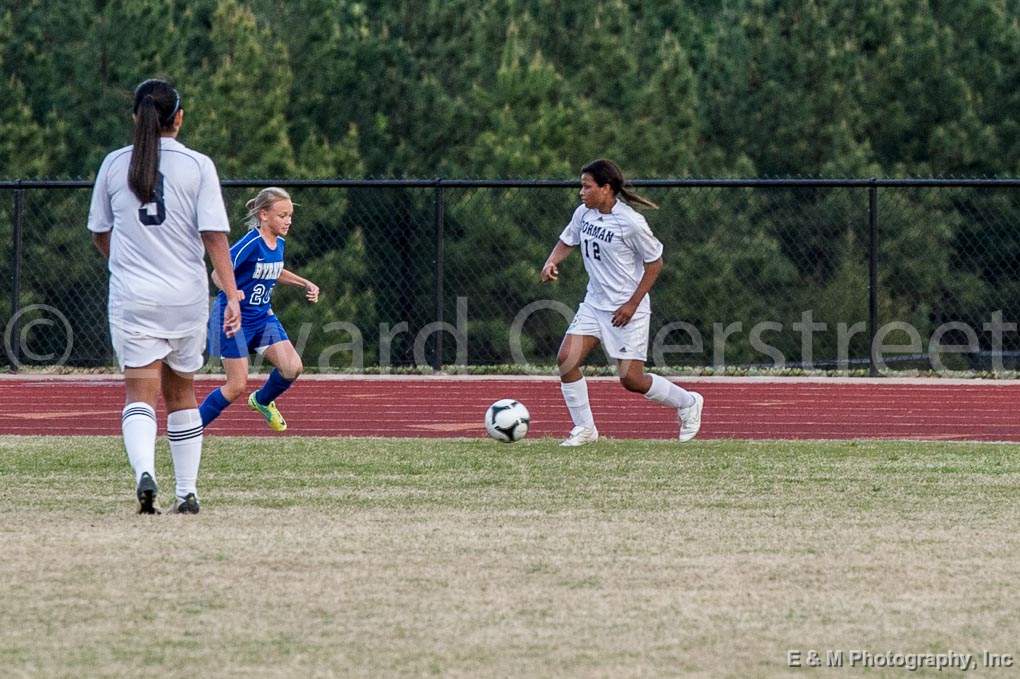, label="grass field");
[2,435,1019,677]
